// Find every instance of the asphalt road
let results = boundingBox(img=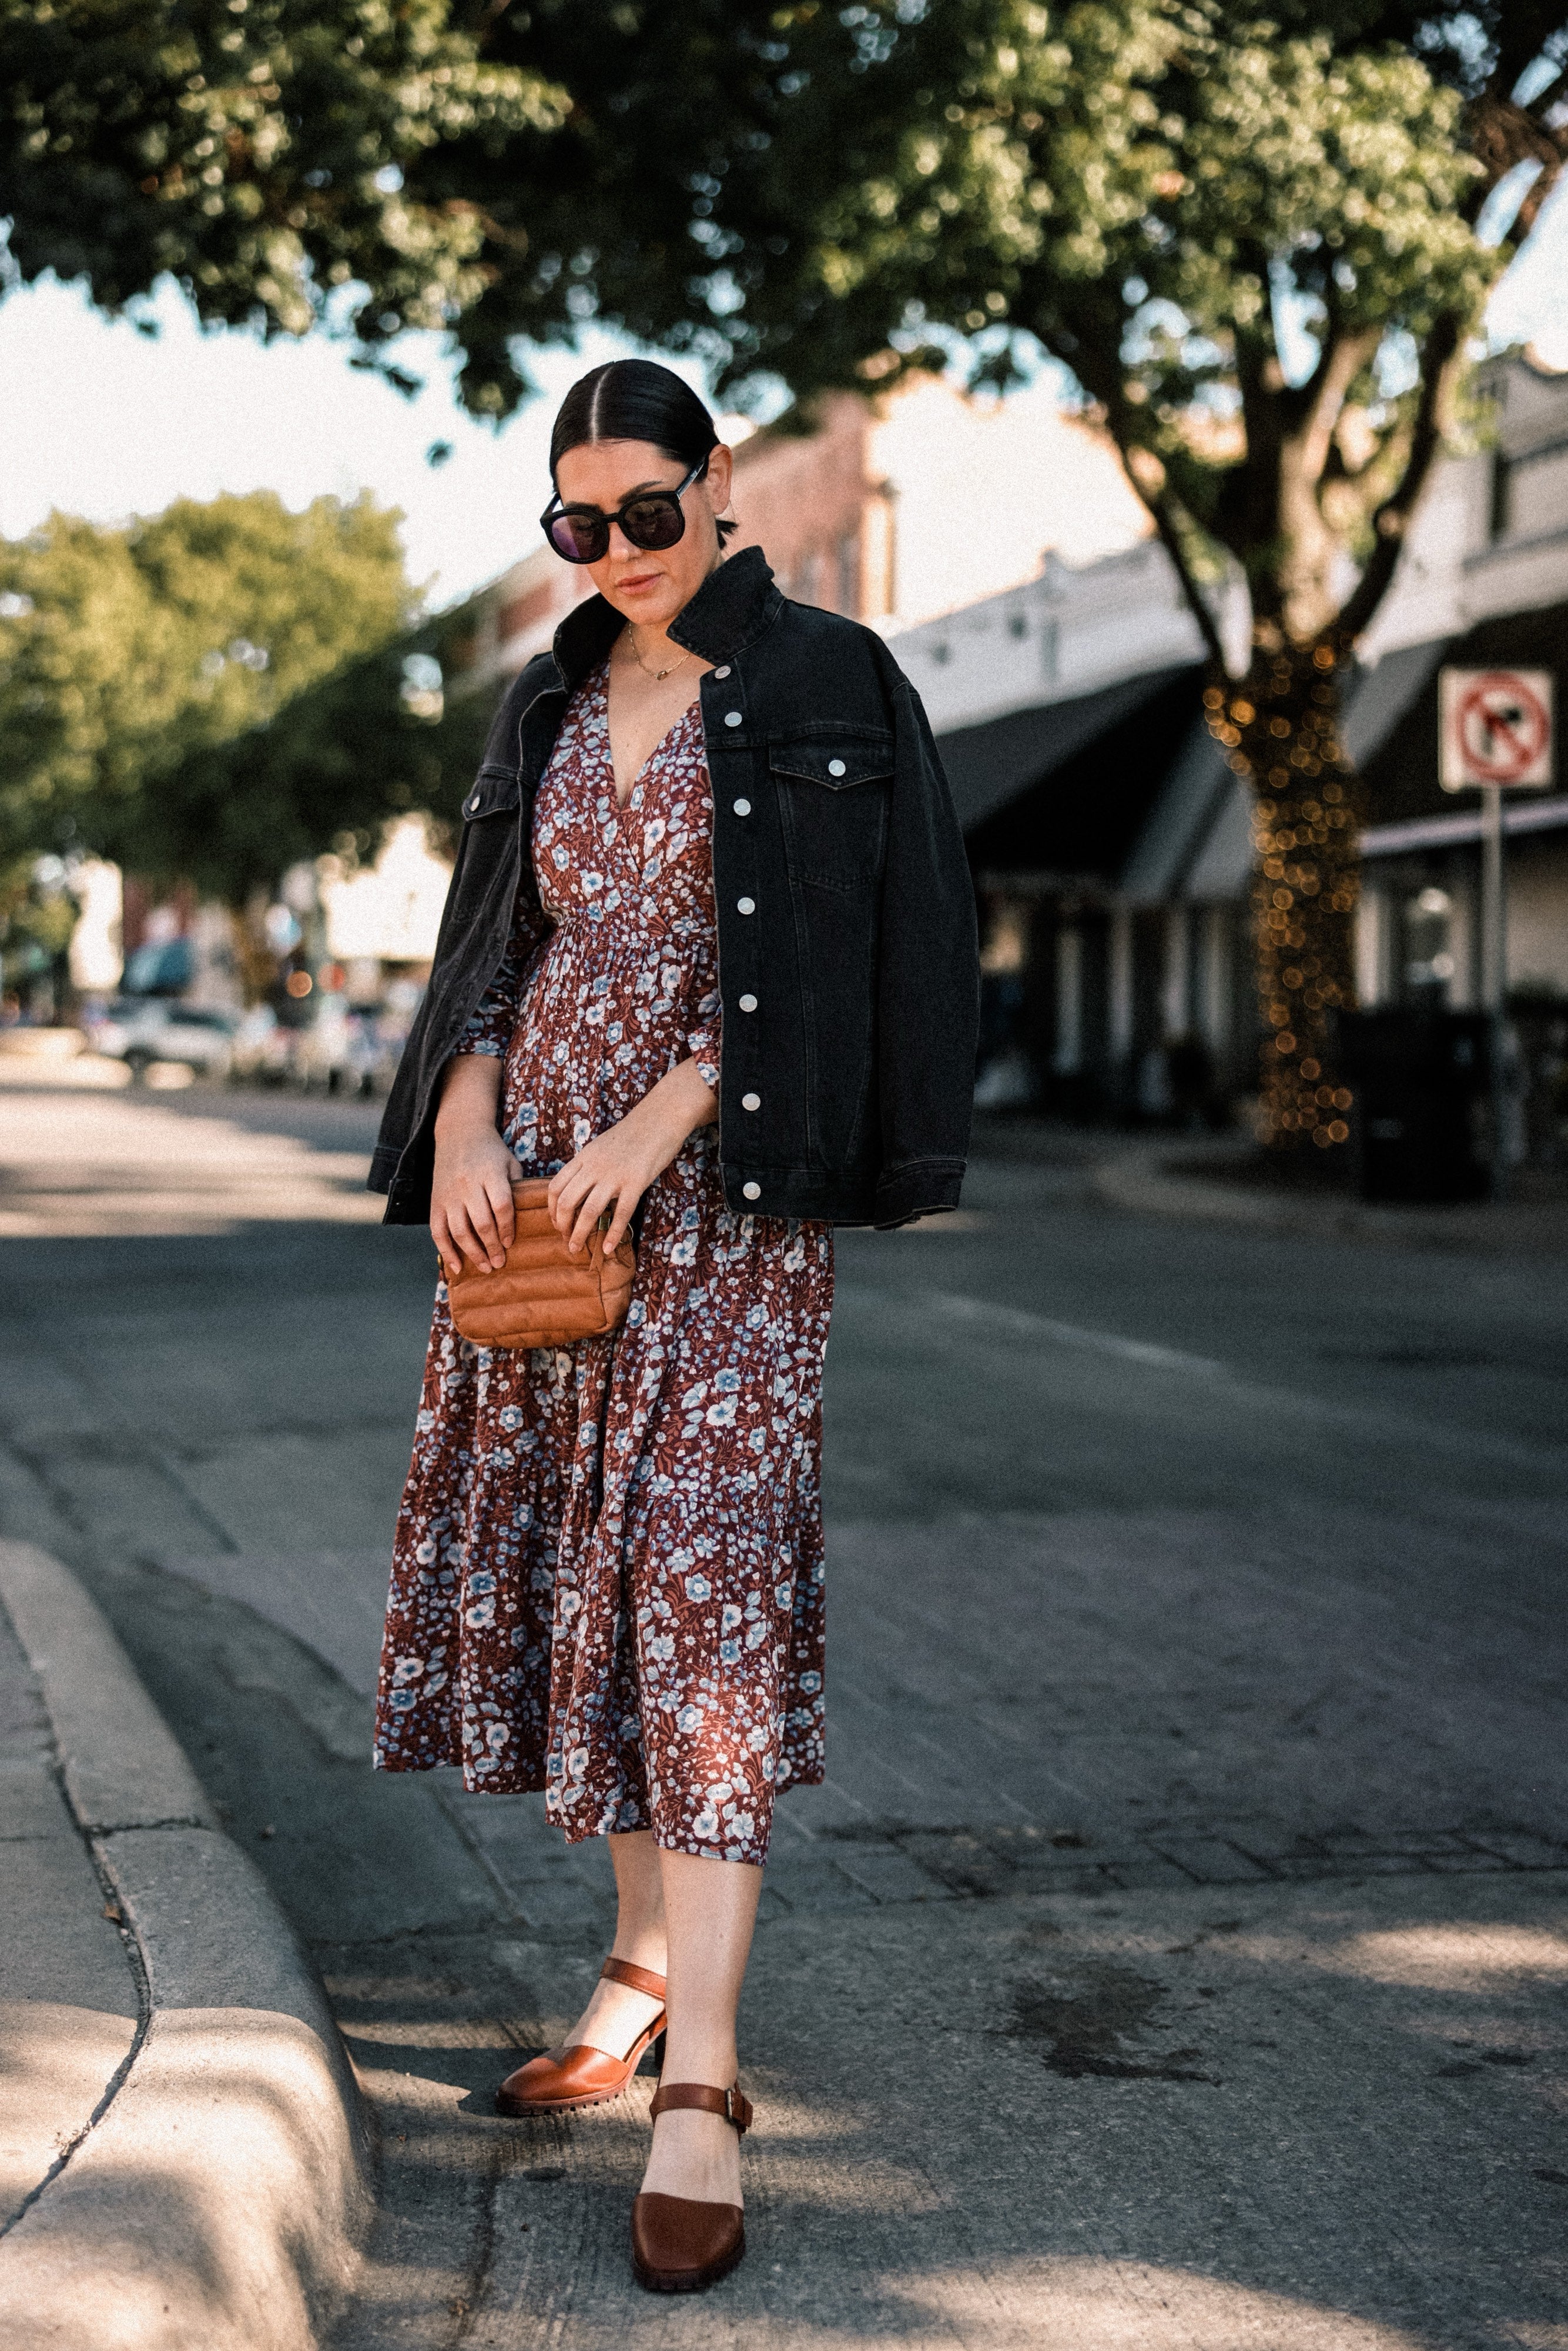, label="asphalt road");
[1,1068,1565,2348]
